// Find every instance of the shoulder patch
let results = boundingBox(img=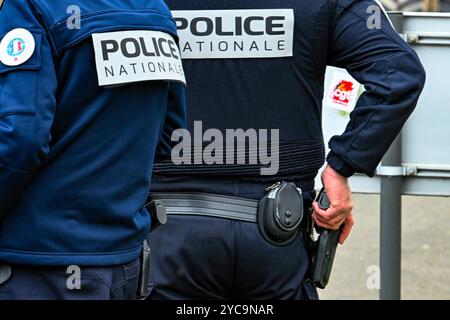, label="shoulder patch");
[92,30,186,86]
[0,28,35,66]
